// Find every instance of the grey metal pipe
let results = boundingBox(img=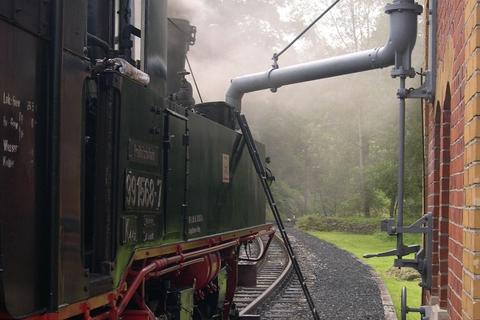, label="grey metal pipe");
[226,0,422,110]
[397,77,406,257]
[429,0,437,98]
